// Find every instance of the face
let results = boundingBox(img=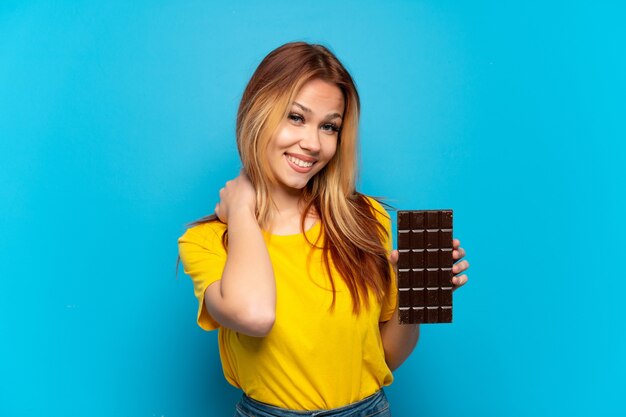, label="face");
[267,78,344,197]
